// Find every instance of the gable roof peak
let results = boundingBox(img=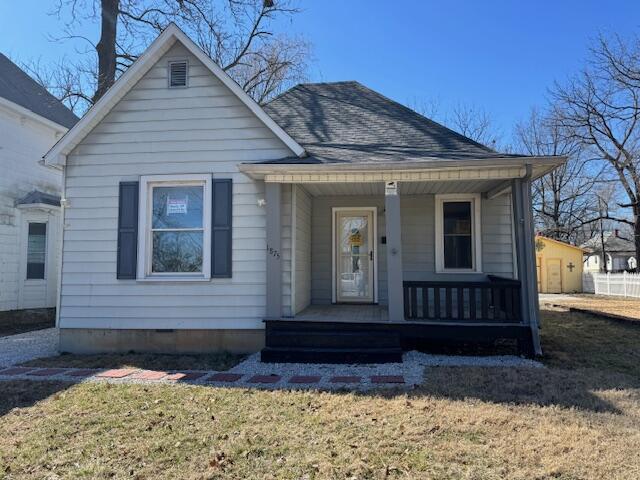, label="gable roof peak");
[44,22,305,165]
